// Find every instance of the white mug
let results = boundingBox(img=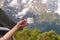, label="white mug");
[27,17,34,25]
